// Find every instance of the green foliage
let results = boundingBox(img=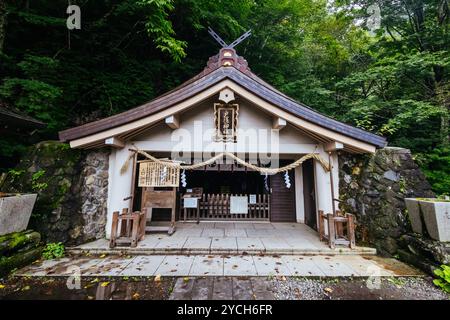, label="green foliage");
[433,265,450,293]
[31,169,48,192]
[416,148,450,196]
[0,0,448,192]
[42,242,65,260]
